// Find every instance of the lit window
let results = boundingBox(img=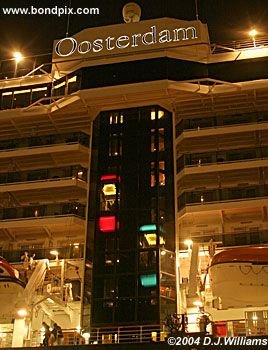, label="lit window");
[151,110,165,120]
[140,274,157,287]
[109,113,124,125]
[159,128,165,151]
[158,110,165,119]
[102,184,116,196]
[159,161,165,186]
[151,132,156,152]
[68,76,77,83]
[144,234,165,246]
[99,216,117,232]
[151,111,156,120]
[54,81,66,90]
[100,174,120,182]
[151,161,165,187]
[101,183,118,211]
[100,176,120,211]
[151,128,165,152]
[140,224,157,232]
